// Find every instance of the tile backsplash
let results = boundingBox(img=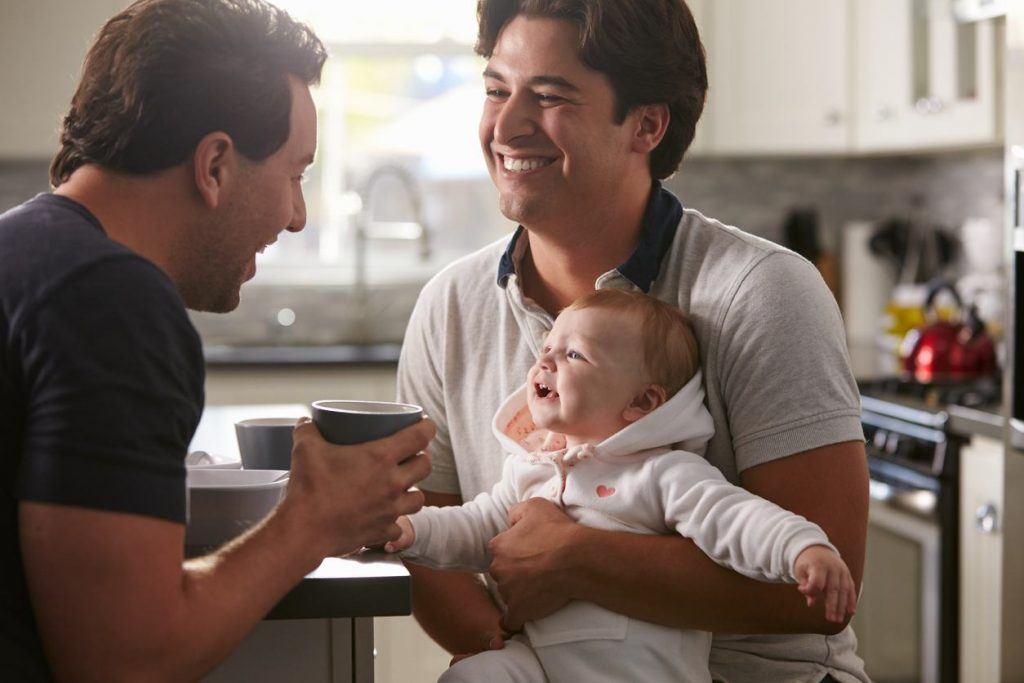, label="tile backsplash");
[2,148,1005,256]
[669,148,1004,251]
